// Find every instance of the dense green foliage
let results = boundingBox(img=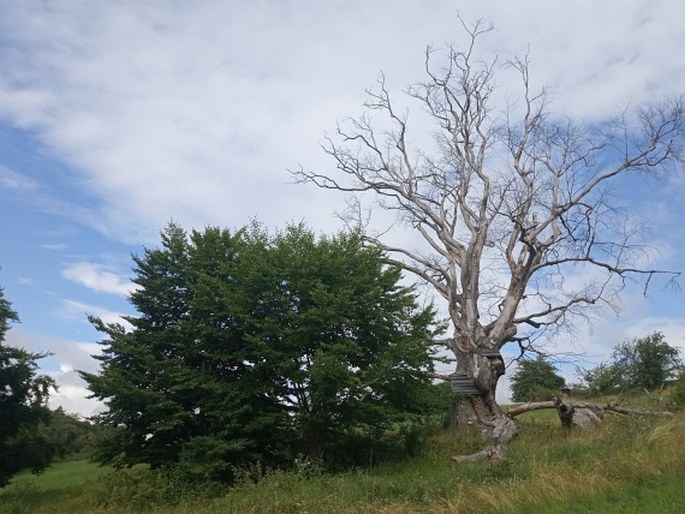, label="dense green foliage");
[0,283,56,487]
[82,223,442,482]
[582,332,682,395]
[37,408,95,460]
[510,356,566,402]
[613,332,682,390]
